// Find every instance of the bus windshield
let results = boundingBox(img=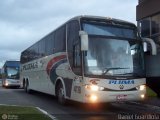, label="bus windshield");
[6,67,19,79]
[82,22,144,77]
[84,37,145,77]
